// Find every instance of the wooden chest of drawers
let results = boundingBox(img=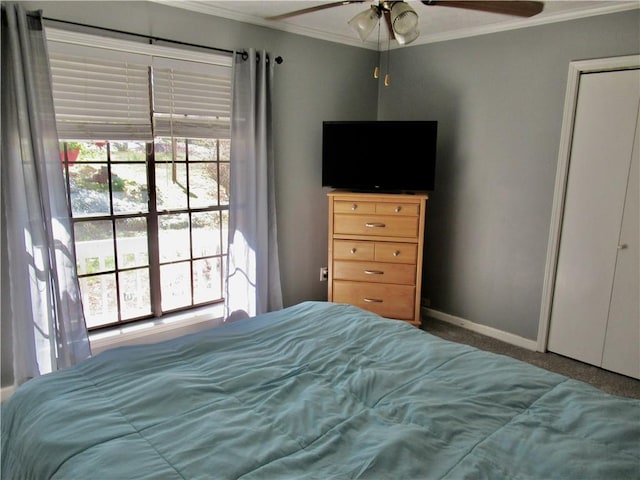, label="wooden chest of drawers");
[327,191,428,326]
